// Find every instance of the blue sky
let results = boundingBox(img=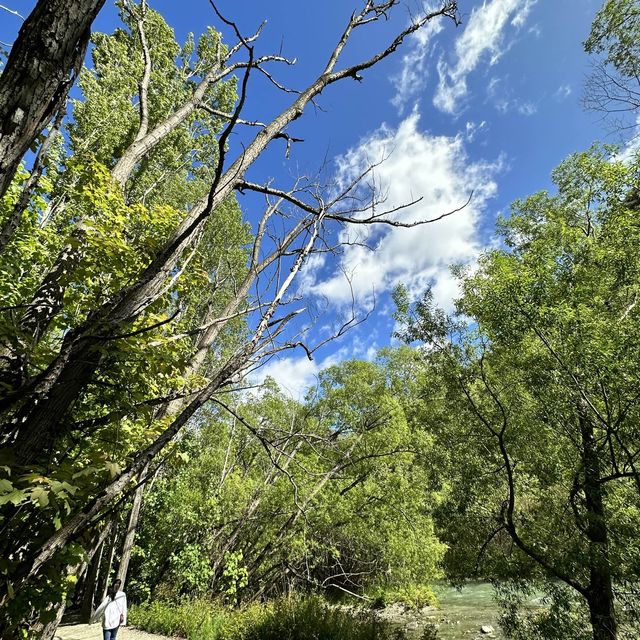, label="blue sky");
[1,0,614,396]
